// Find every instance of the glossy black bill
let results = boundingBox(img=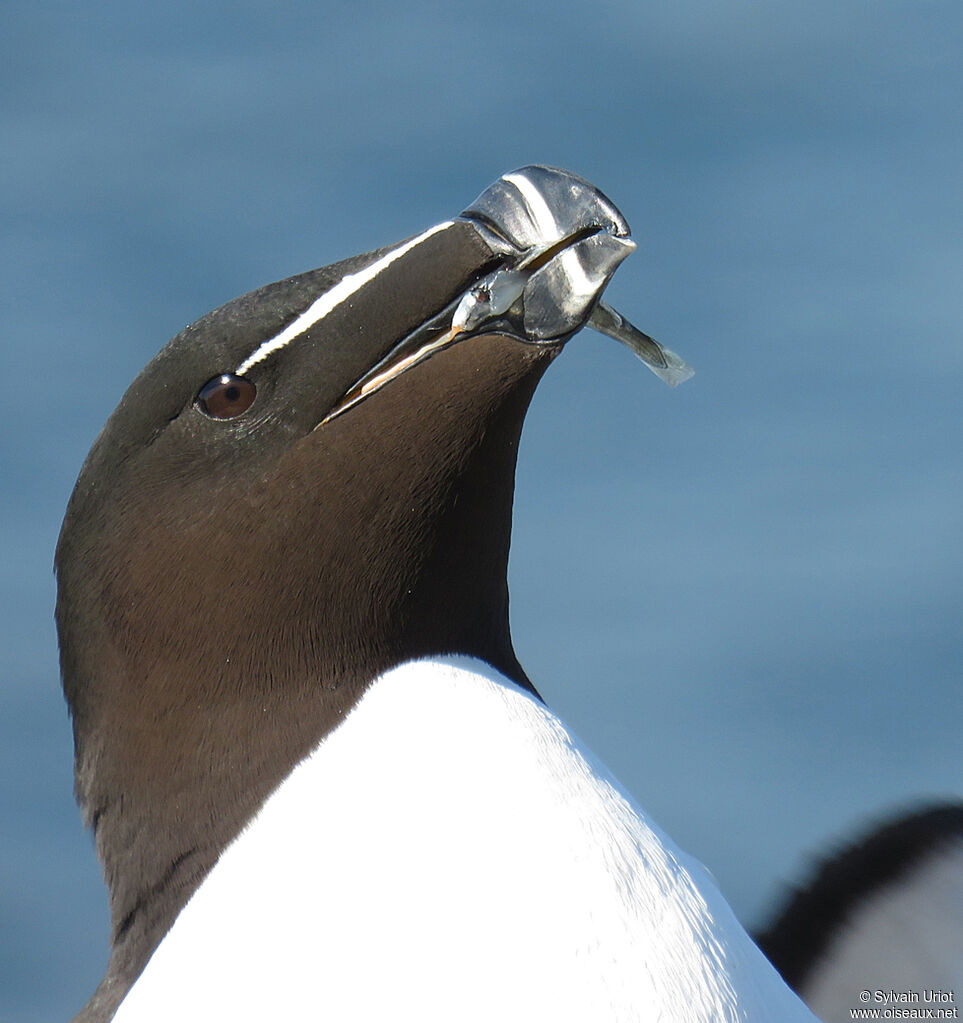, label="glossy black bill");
[322,165,692,423]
